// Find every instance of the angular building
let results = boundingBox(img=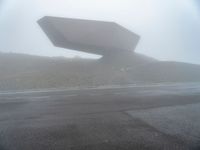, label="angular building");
[38,16,140,58]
